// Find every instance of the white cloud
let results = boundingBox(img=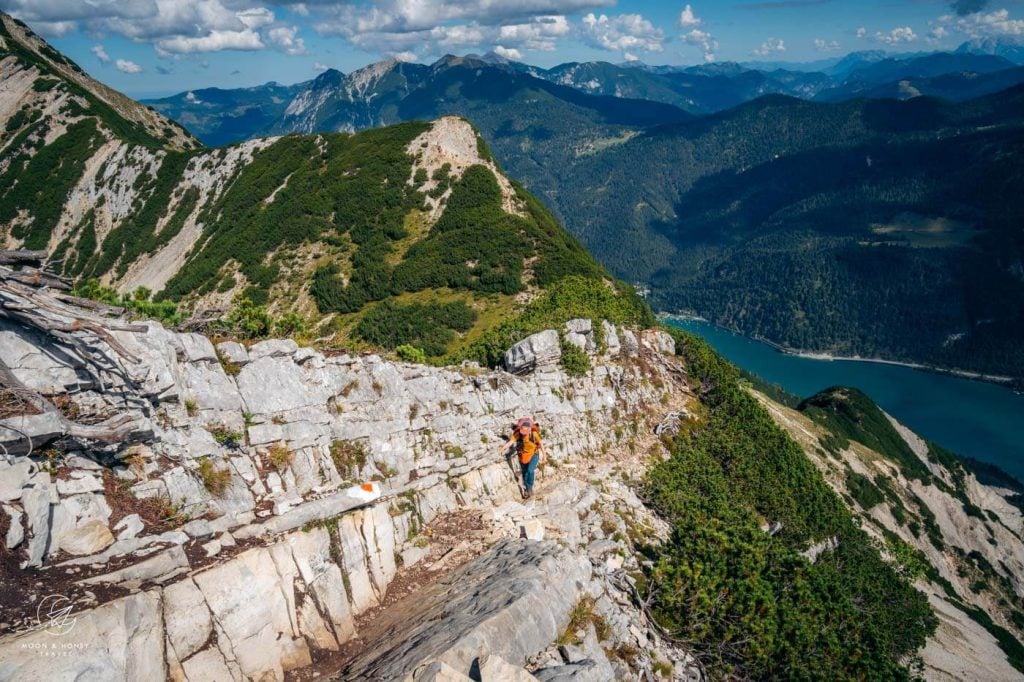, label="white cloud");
[856,26,867,39]
[157,28,265,54]
[91,44,111,64]
[937,9,1024,40]
[313,61,330,70]
[115,58,143,73]
[493,45,523,61]
[0,0,283,54]
[393,51,417,62]
[581,13,665,56]
[684,28,718,62]
[875,26,917,45]
[313,0,611,36]
[930,25,948,40]
[498,15,570,51]
[813,37,841,52]
[185,91,201,103]
[679,4,701,29]
[752,37,786,57]
[267,25,306,55]
[678,5,716,62]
